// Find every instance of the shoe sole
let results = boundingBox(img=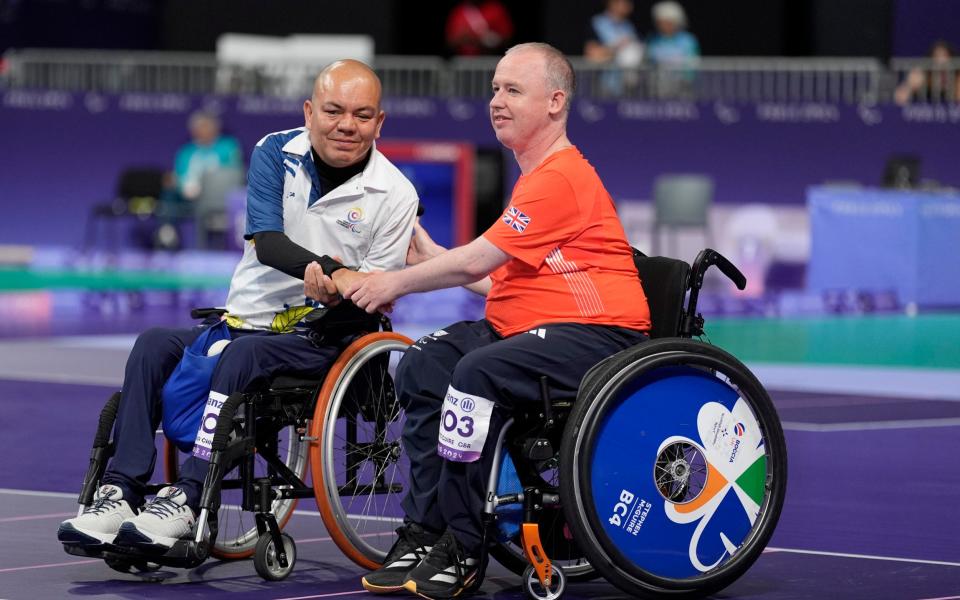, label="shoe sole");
[361,577,405,594]
[402,571,477,600]
[57,522,115,549]
[113,523,178,555]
